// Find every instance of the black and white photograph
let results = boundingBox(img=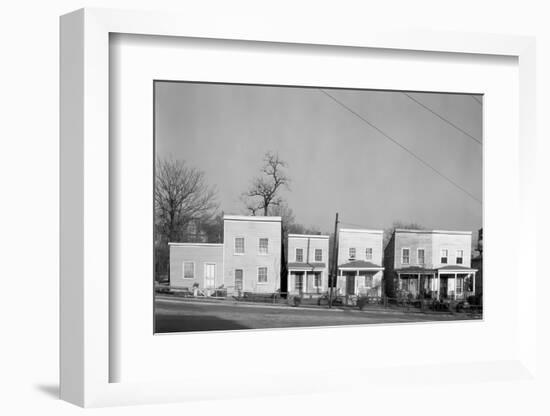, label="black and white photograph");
[153,81,483,333]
